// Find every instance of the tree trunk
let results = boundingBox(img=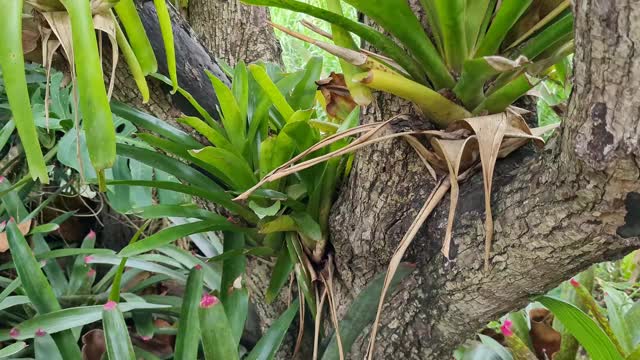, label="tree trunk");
[114,0,640,357]
[328,0,640,357]
[187,0,282,66]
